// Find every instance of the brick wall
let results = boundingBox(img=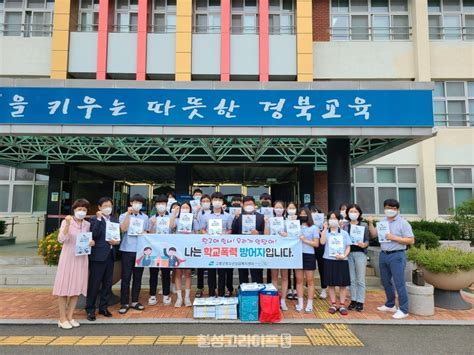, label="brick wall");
[313,171,328,213]
[312,0,330,41]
